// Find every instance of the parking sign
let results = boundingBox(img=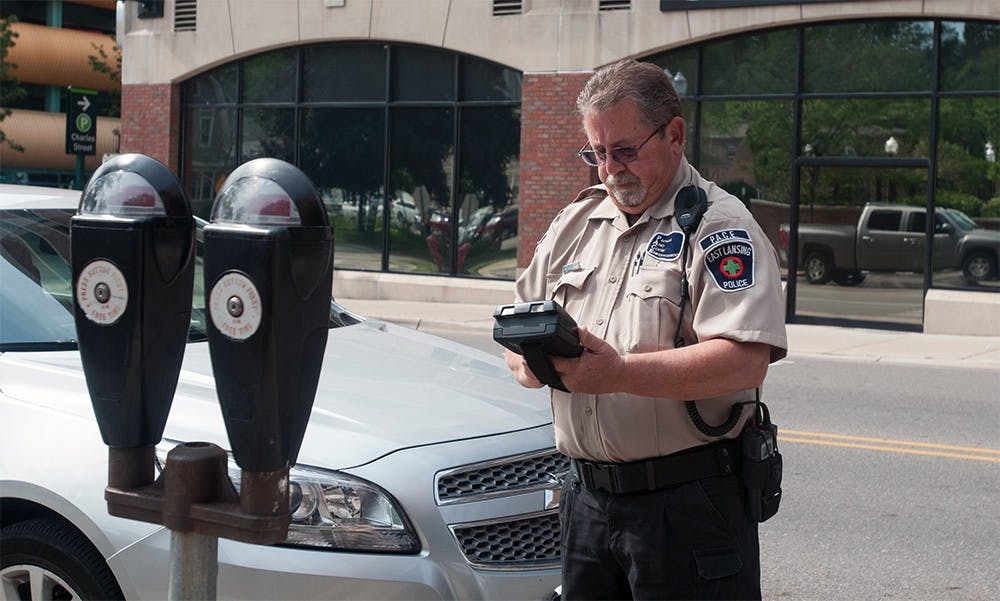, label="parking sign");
[66,87,98,156]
